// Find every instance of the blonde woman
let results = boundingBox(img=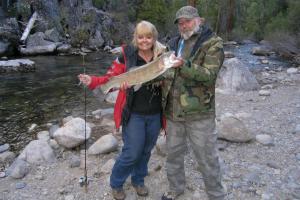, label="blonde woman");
[78,21,165,200]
